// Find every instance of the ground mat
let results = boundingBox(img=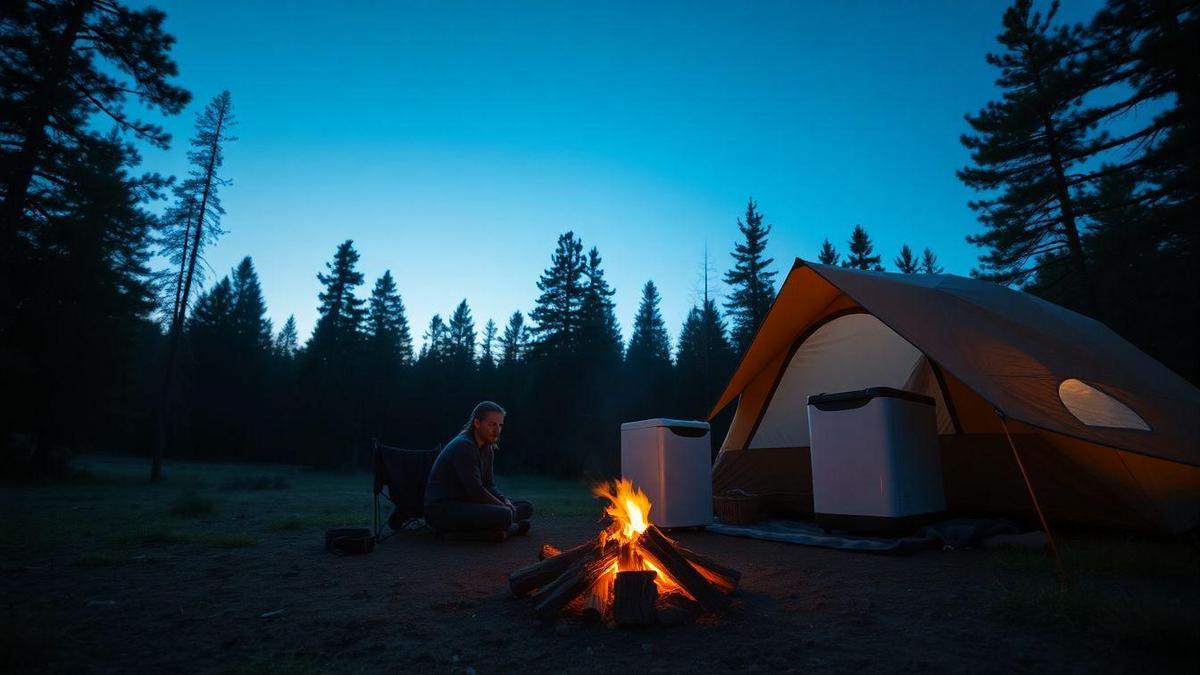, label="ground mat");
[708,517,1033,553]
